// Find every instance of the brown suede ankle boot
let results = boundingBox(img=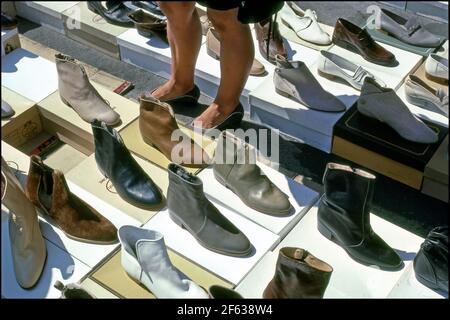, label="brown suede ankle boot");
[263,247,333,298]
[25,155,118,244]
